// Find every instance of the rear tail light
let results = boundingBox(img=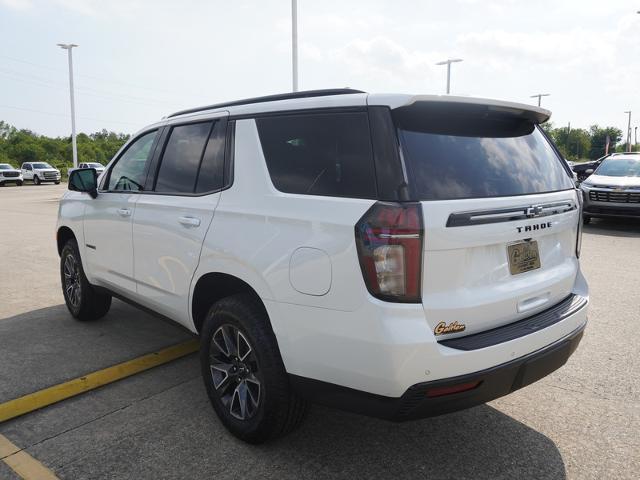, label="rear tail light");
[576,189,583,258]
[355,202,423,303]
